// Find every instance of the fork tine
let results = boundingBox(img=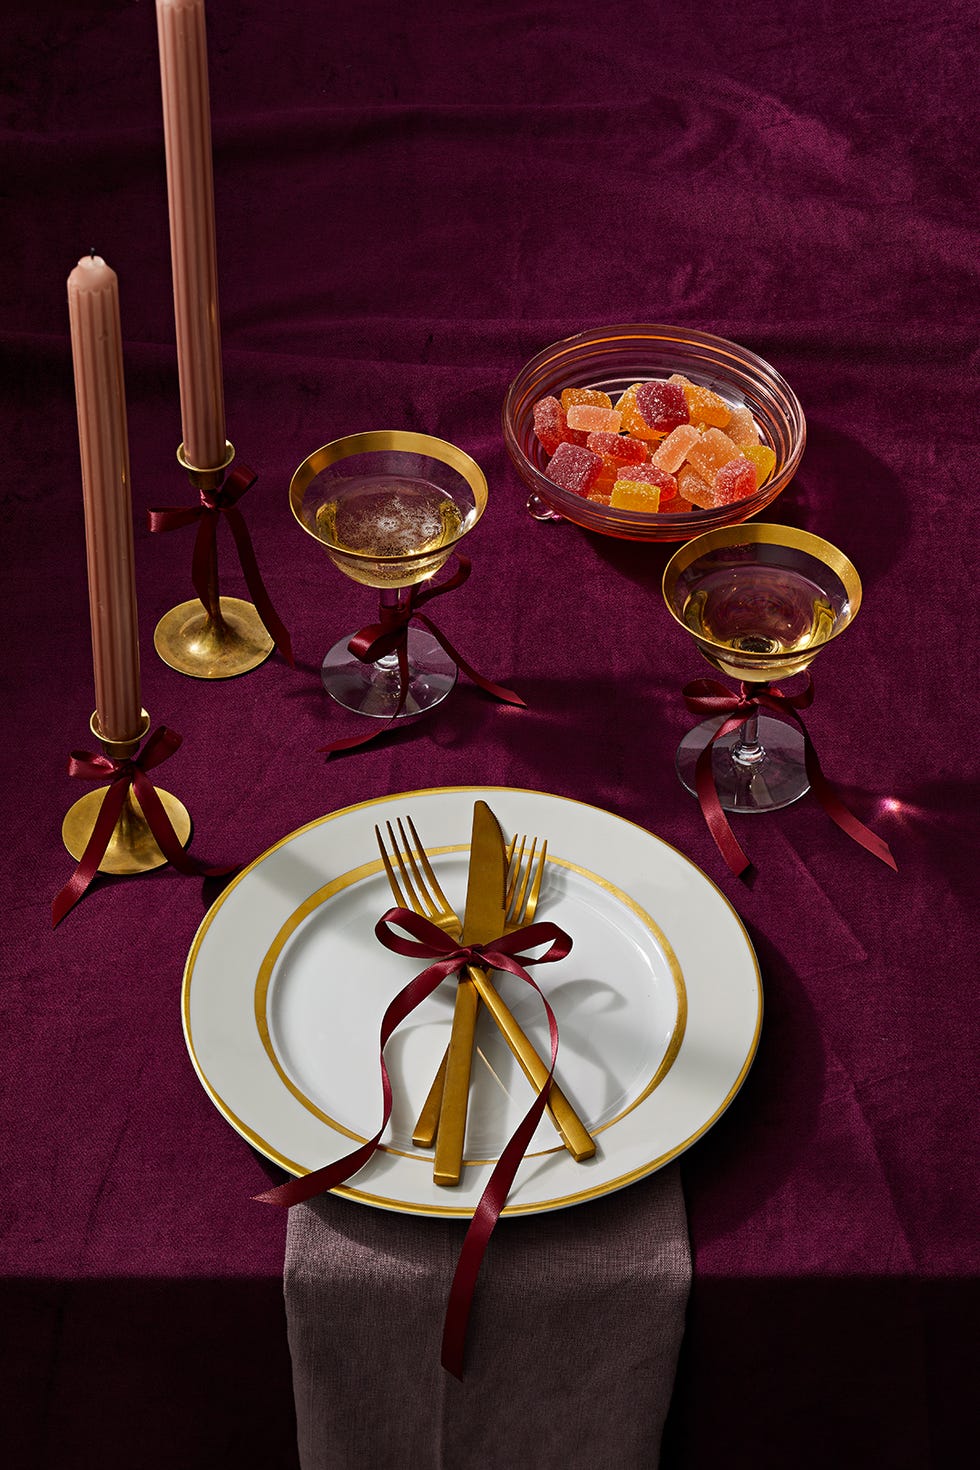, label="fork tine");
[504,835,527,911]
[403,814,453,916]
[522,839,547,923]
[507,837,537,923]
[392,817,442,922]
[375,824,409,908]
